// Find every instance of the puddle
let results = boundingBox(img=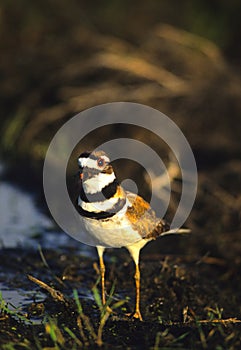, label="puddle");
[0,181,53,248]
[0,281,46,324]
[0,282,45,311]
[0,162,97,313]
[0,163,79,250]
